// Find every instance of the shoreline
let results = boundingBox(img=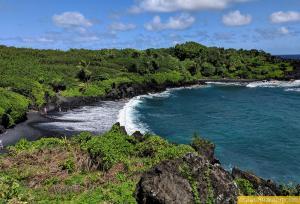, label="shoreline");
[0,78,298,149]
[0,111,64,153]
